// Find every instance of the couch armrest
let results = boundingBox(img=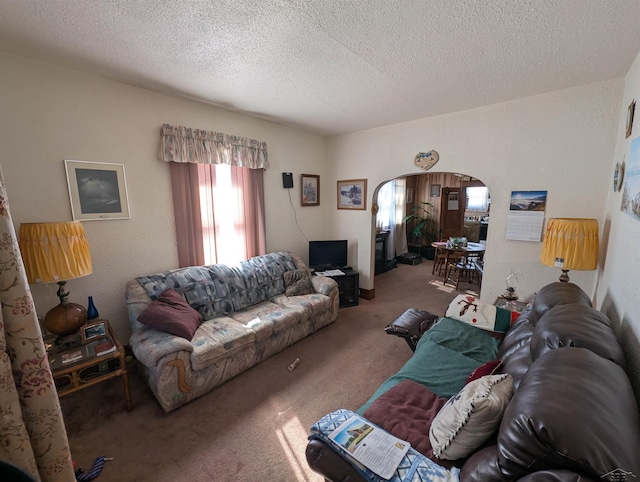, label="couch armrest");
[384,308,440,351]
[306,439,366,482]
[311,275,339,296]
[130,325,193,367]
